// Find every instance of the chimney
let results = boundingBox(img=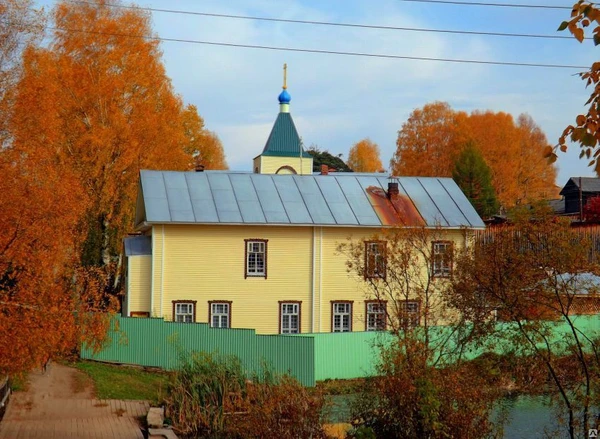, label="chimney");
[320,164,329,175]
[388,181,399,199]
[195,163,205,172]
